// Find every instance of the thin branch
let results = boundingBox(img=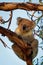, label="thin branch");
[34,30,43,40]
[26,11,38,19]
[0,2,43,11]
[0,38,10,49]
[8,11,13,29]
[31,11,36,21]
[0,11,13,24]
